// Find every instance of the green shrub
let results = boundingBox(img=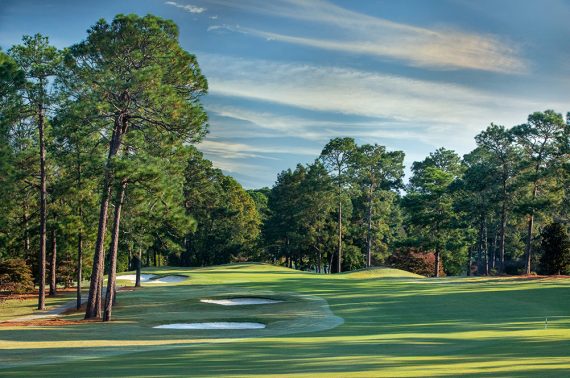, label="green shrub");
[0,258,34,294]
[540,222,570,275]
